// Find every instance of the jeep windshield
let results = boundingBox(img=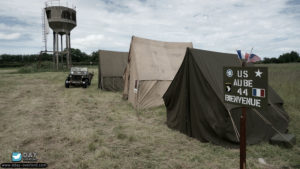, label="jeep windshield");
[70,67,88,75]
